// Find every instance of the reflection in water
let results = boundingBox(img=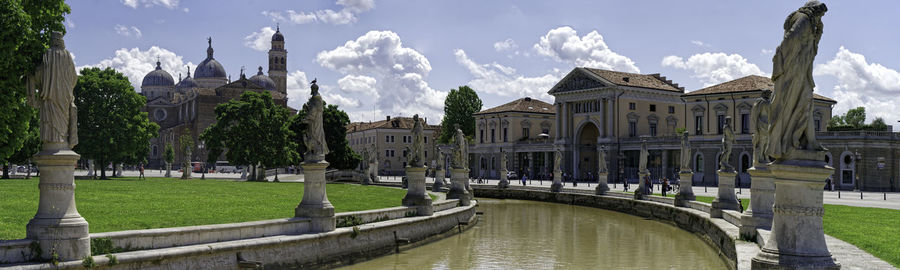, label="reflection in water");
[339,199,728,270]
